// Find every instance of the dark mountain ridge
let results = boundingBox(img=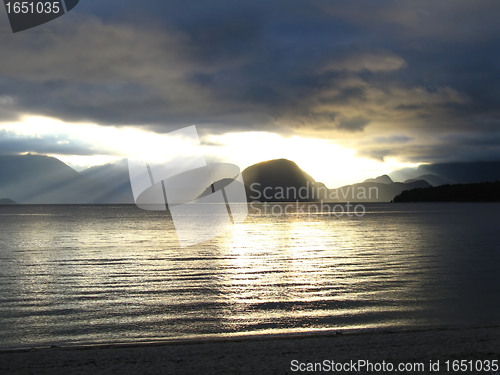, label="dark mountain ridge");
[393,181,500,202]
[0,198,17,205]
[329,179,431,202]
[390,161,500,185]
[2,155,500,204]
[0,154,114,204]
[80,160,134,203]
[241,160,431,202]
[242,159,328,202]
